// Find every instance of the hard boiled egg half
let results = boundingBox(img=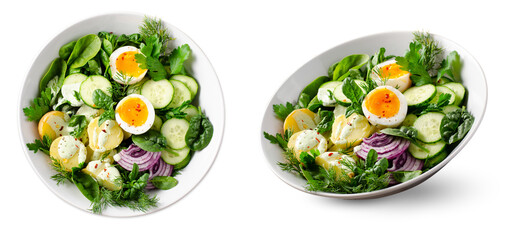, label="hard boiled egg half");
[115,94,155,135]
[362,86,407,128]
[370,59,411,92]
[109,46,148,85]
